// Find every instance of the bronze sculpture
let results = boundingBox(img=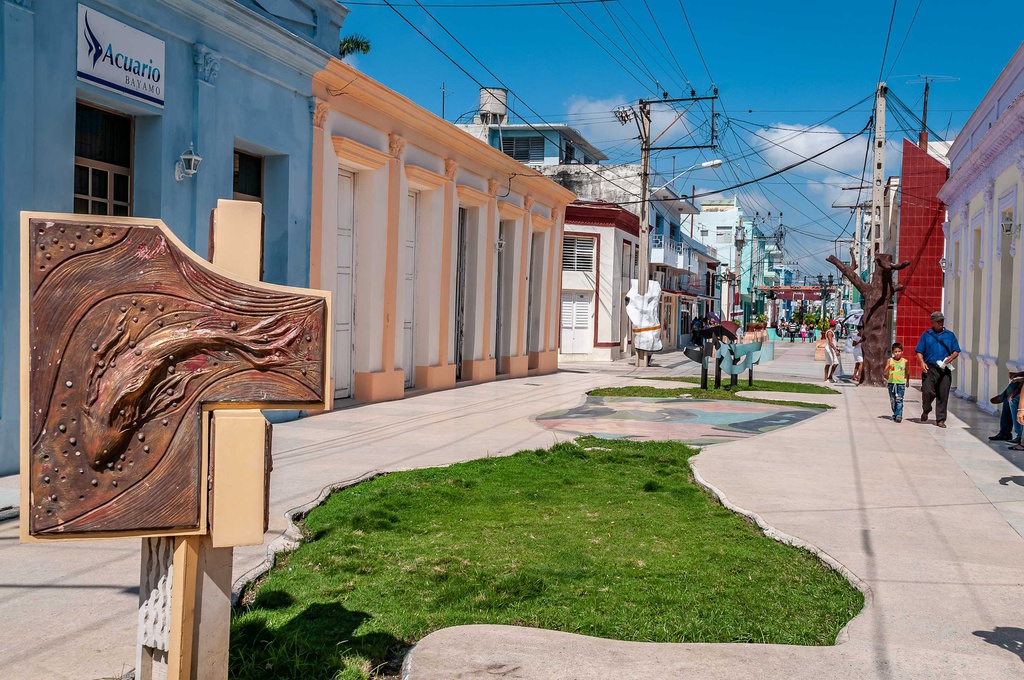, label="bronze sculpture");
[27,218,327,536]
